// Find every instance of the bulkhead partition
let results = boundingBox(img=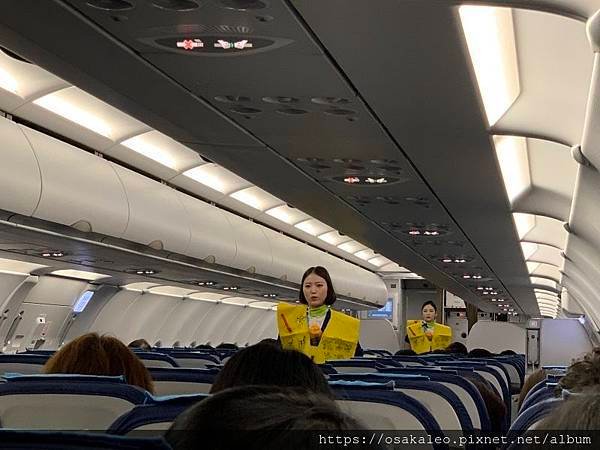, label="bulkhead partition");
[0,116,387,305]
[466,321,526,354]
[539,318,593,366]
